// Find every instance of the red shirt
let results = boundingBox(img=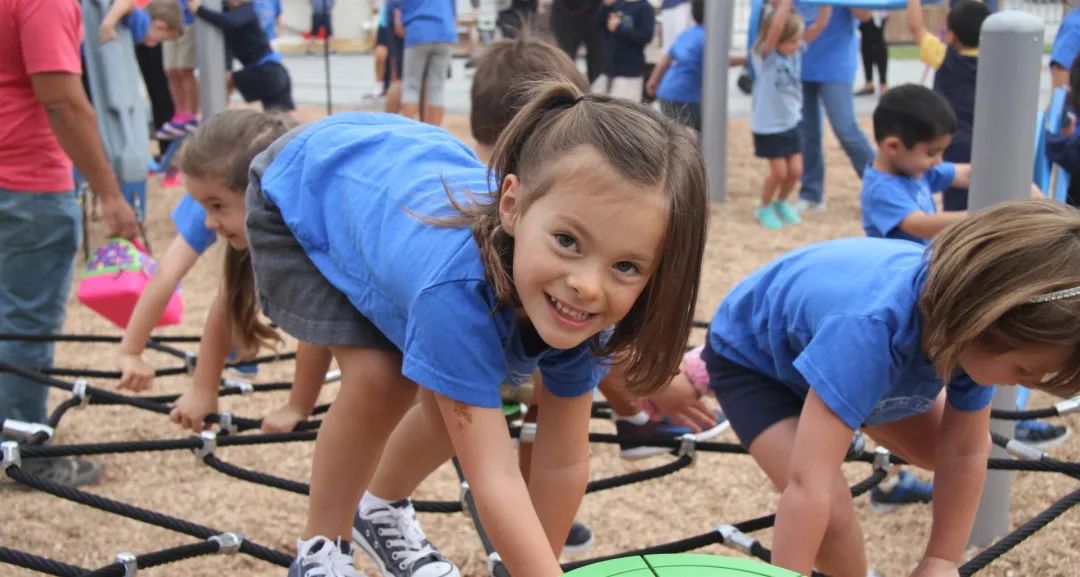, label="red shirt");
[0,0,84,192]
